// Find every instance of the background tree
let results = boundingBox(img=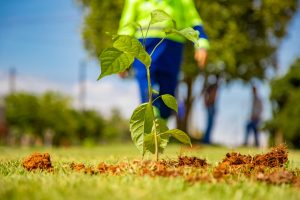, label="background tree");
[179,0,299,132]
[264,58,300,148]
[77,0,299,133]
[4,92,109,146]
[77,0,124,57]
